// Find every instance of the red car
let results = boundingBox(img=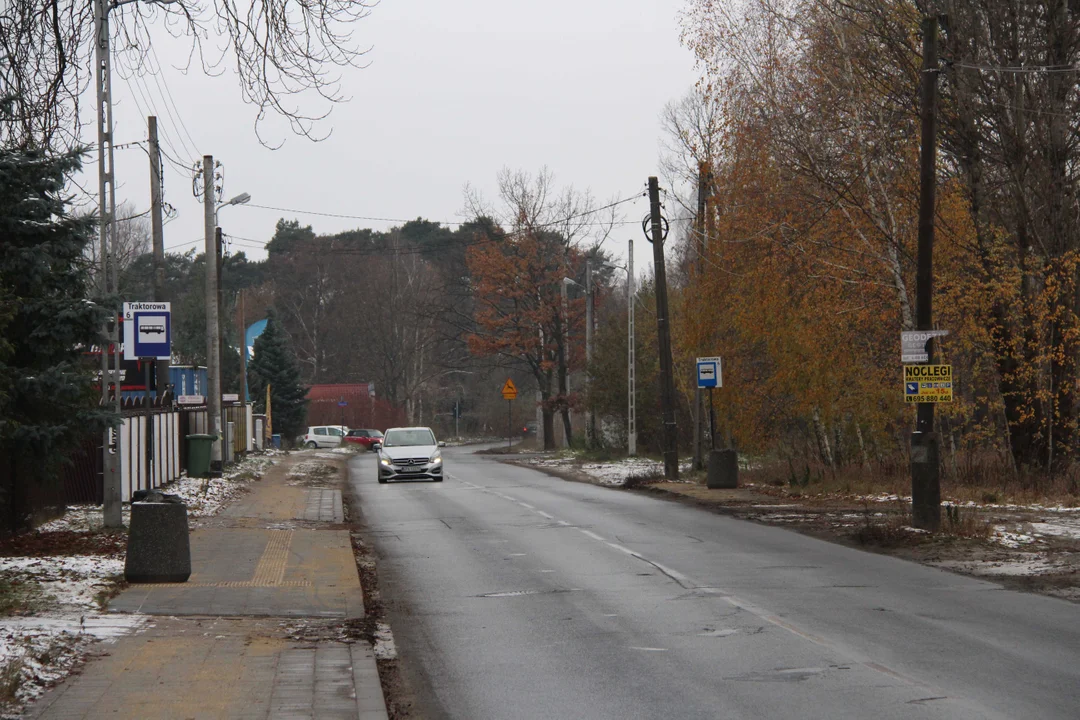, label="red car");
[344,429,384,449]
